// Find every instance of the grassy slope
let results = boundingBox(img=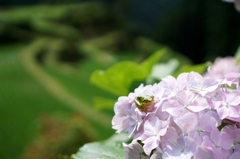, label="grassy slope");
[42,59,119,140]
[44,59,118,107]
[0,44,75,159]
